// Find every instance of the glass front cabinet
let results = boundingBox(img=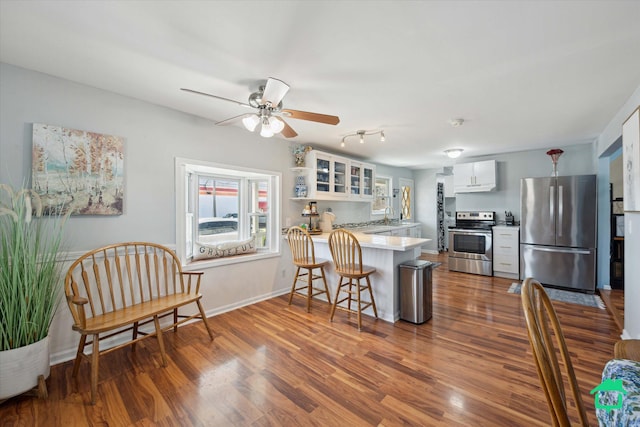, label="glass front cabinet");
[350,161,375,199]
[303,150,375,201]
